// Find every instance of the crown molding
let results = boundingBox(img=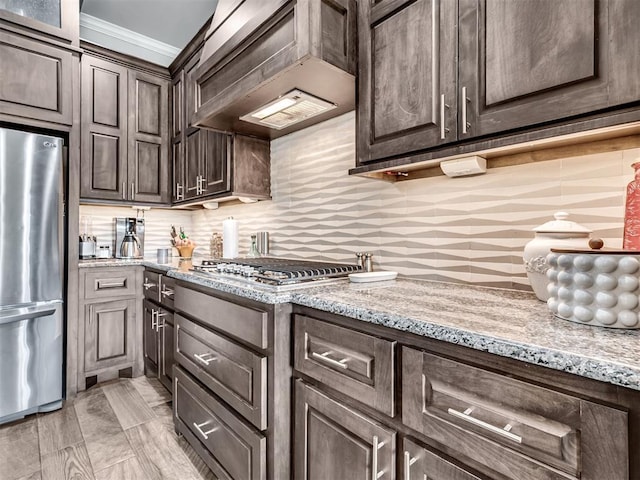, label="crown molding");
[79,13,180,64]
